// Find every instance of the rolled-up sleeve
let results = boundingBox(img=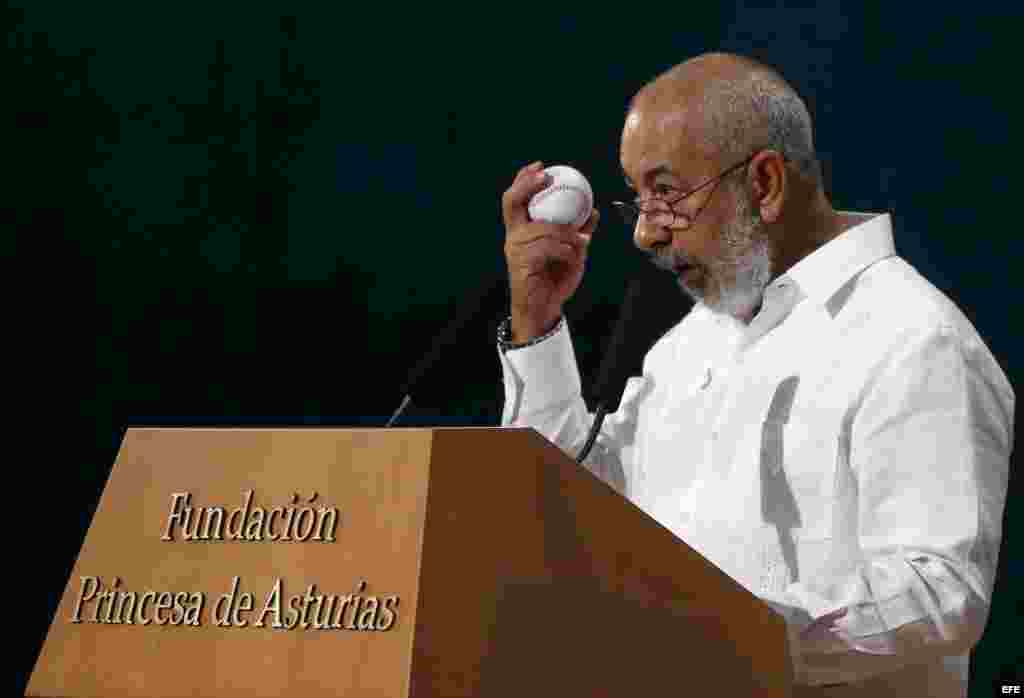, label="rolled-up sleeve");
[771,322,1014,687]
[496,317,649,497]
